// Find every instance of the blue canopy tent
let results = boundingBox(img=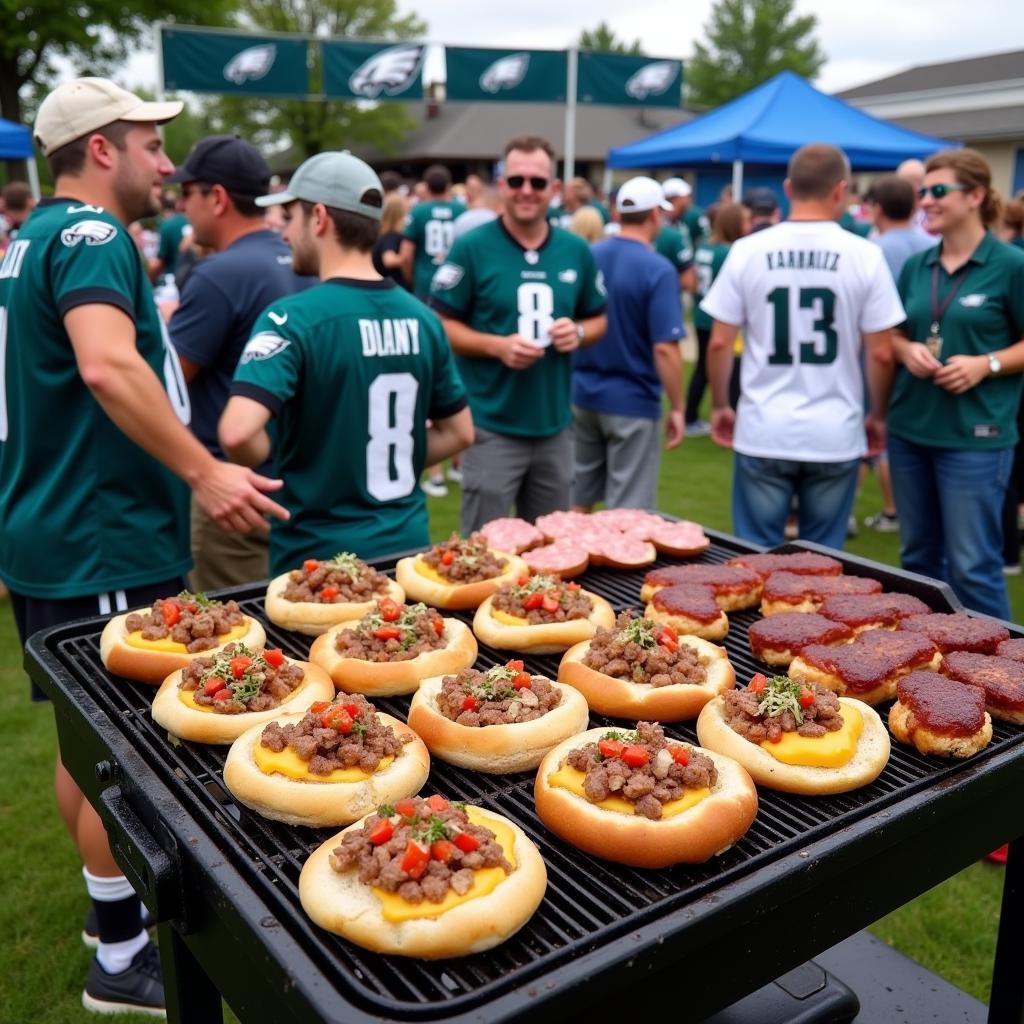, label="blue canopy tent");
[607,71,954,198]
[0,117,32,160]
